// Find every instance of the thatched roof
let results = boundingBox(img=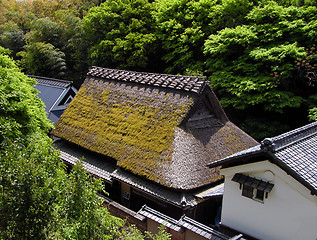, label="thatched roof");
[52,67,258,190]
